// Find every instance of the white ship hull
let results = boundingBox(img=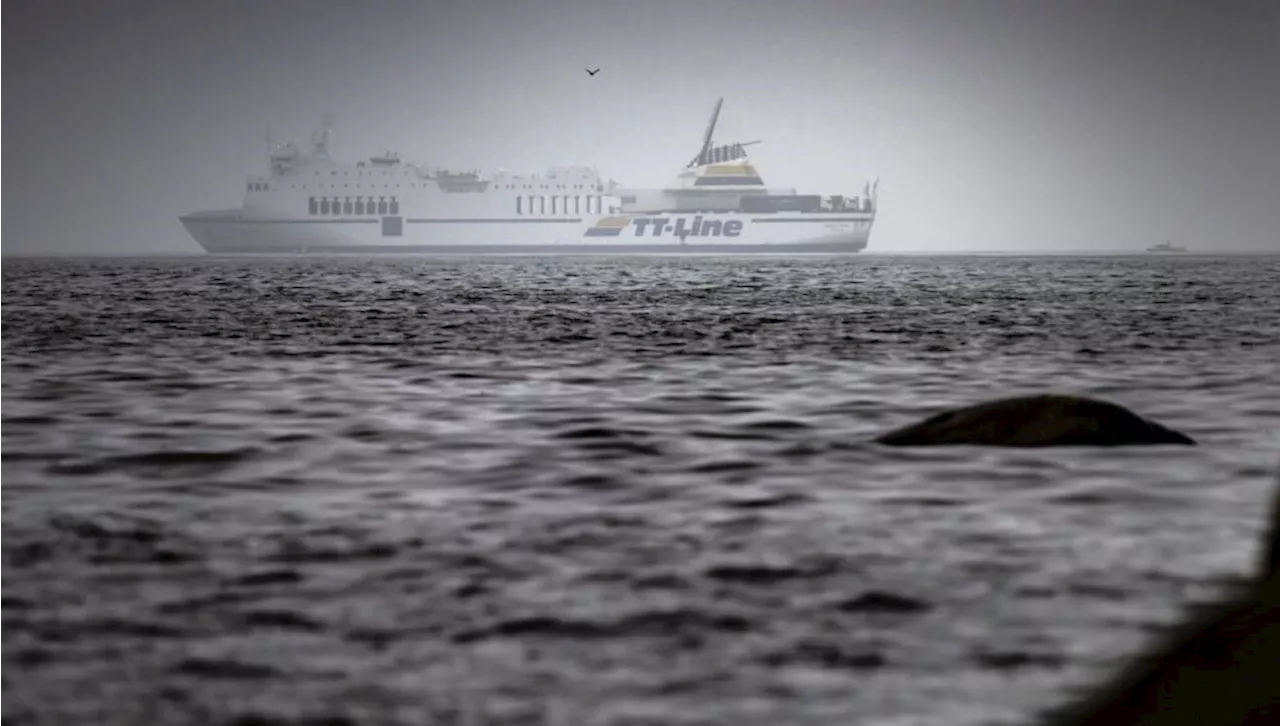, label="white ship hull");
[182,99,879,255]
[180,210,873,254]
